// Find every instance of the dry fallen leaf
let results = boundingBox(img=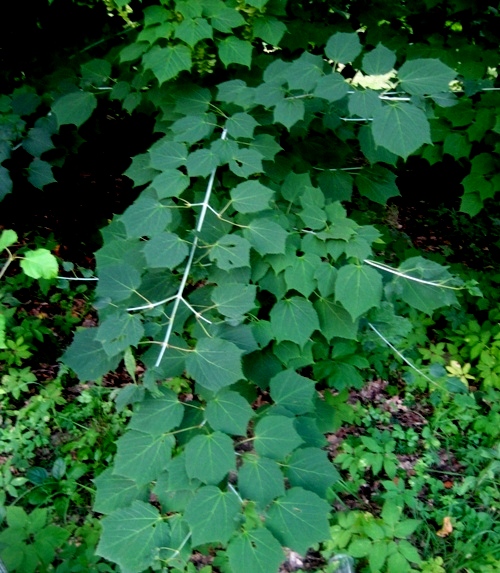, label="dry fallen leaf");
[436,516,453,537]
